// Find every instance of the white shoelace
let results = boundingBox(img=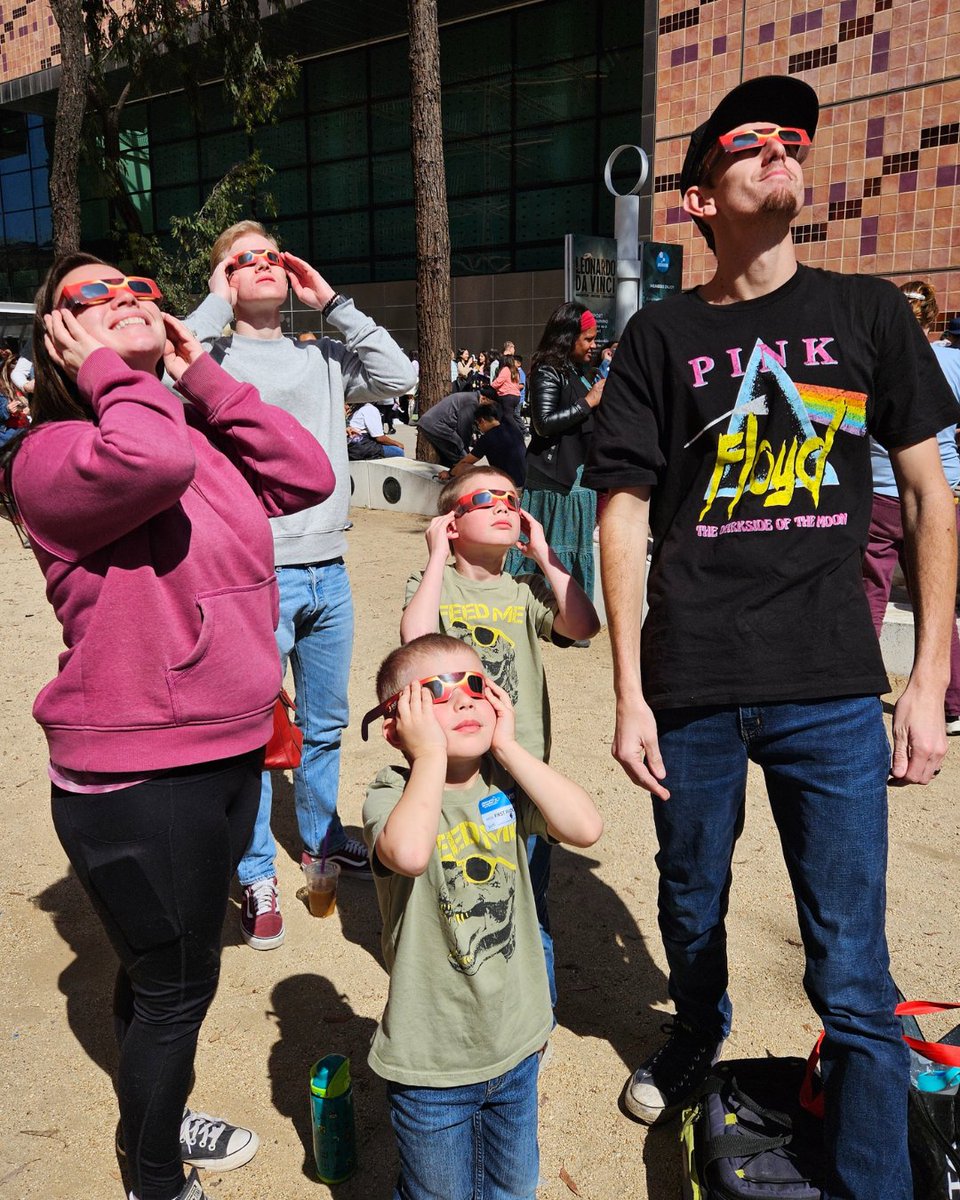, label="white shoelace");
[246,877,279,913]
[180,1109,226,1152]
